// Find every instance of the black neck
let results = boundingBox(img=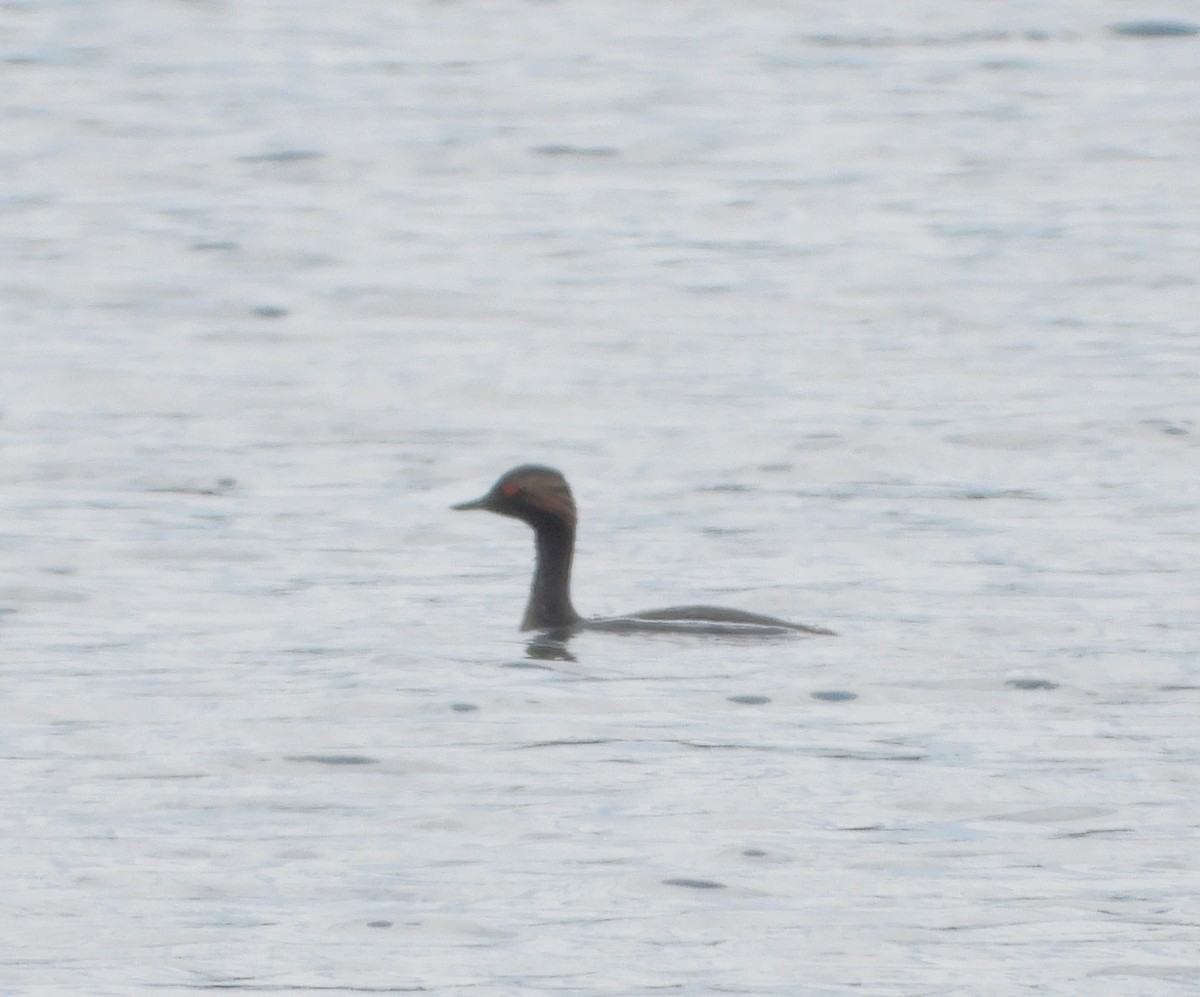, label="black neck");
[522,515,581,631]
